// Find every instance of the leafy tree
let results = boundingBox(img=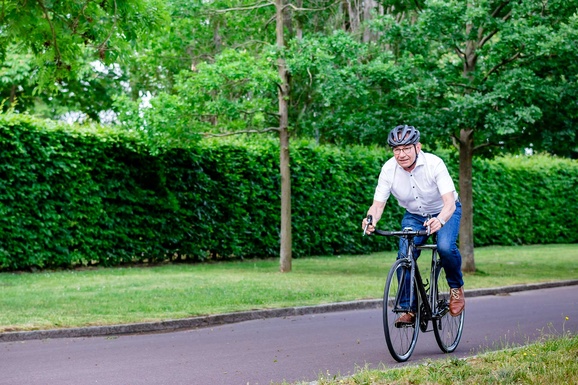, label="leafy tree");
[6,0,576,273]
[126,0,356,272]
[286,1,578,272]
[117,0,294,270]
[119,49,279,149]
[286,31,406,145]
[0,0,168,117]
[0,48,36,111]
[365,0,578,271]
